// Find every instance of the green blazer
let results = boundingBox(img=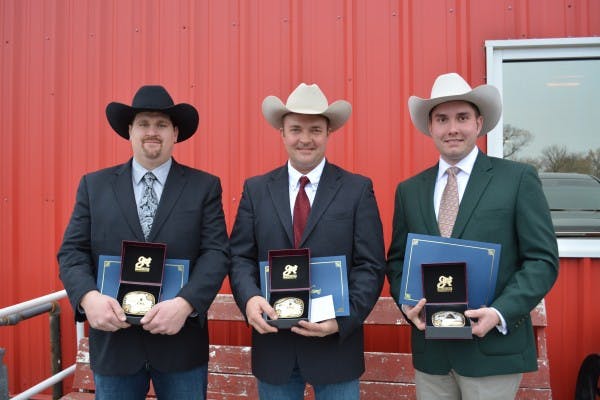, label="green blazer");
[386,151,559,377]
